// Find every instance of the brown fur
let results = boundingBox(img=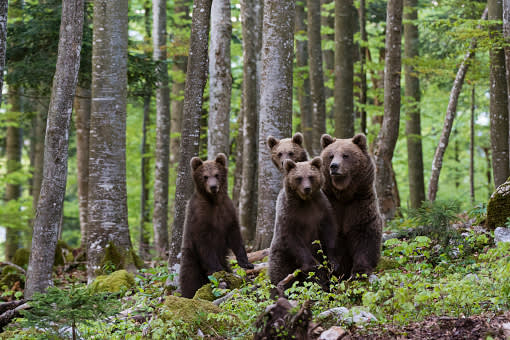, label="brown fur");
[268,157,338,289]
[179,153,253,298]
[320,133,383,279]
[267,132,308,172]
